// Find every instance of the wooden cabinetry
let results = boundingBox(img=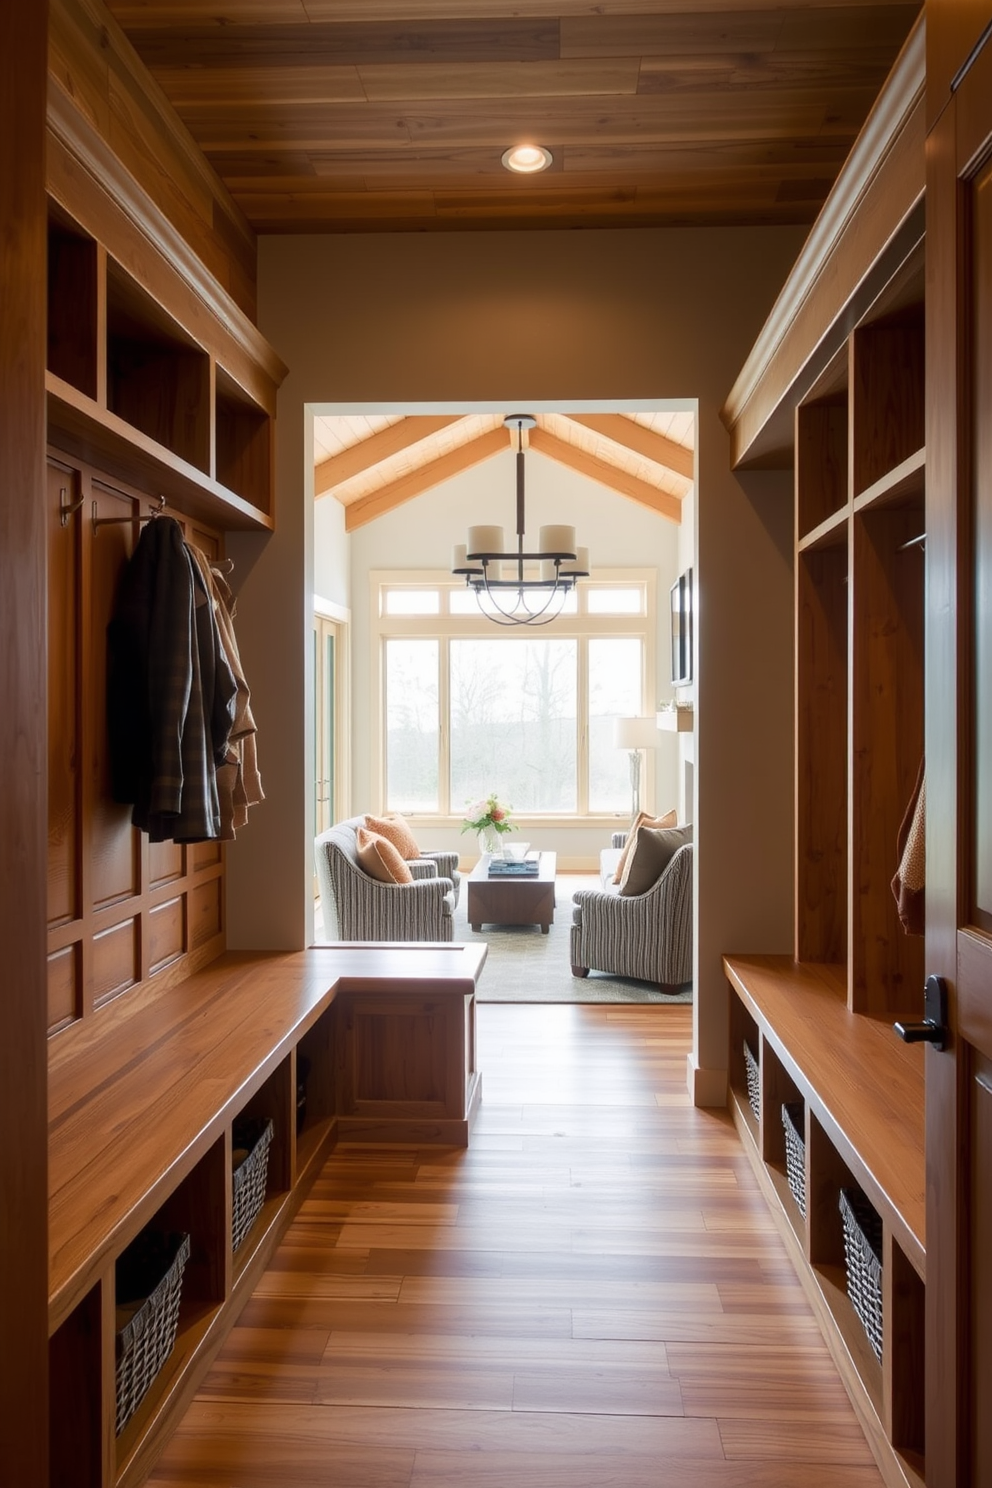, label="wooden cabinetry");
[47,946,485,1488]
[720,23,927,1488]
[726,957,925,1488]
[45,197,279,532]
